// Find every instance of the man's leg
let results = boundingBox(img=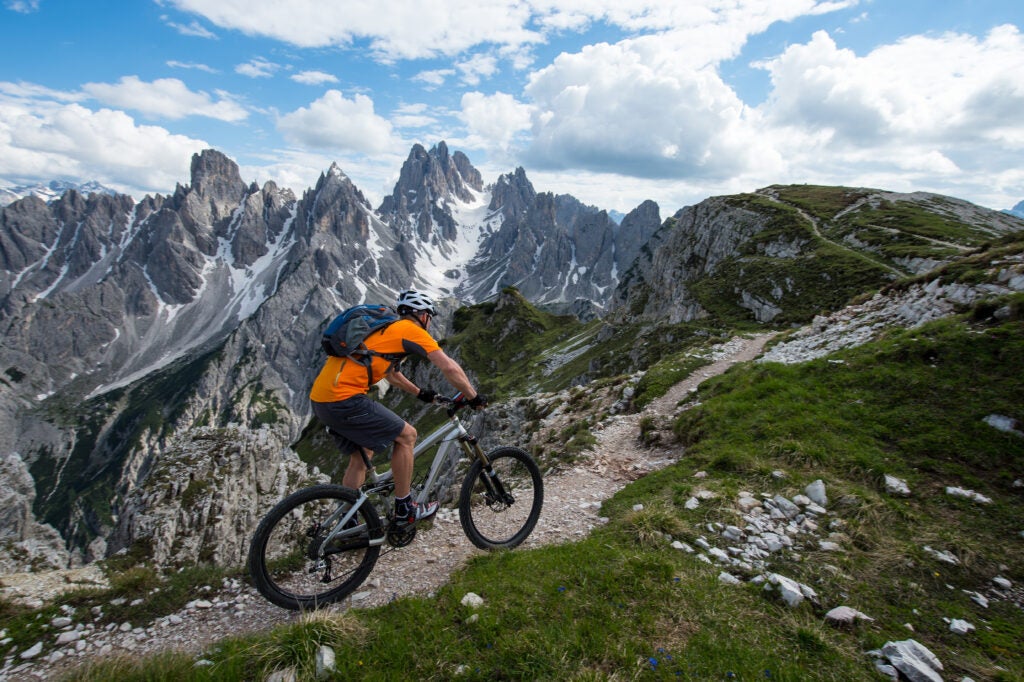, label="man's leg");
[341,448,370,489]
[389,422,418,498]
